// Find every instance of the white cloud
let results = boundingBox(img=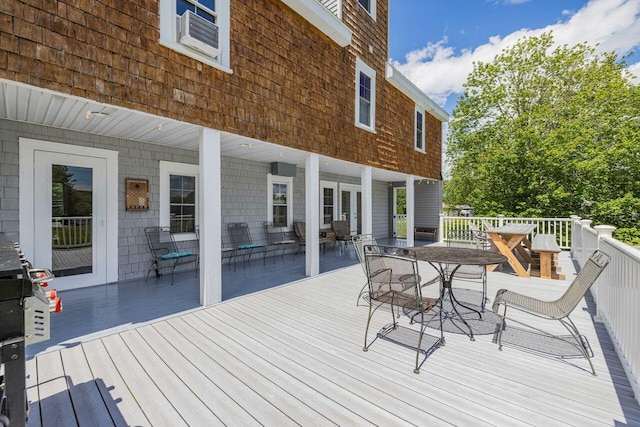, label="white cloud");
[393,0,640,109]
